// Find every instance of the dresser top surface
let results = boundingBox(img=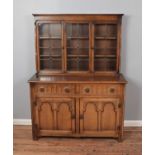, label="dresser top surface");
[33,14,123,16]
[28,74,127,84]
